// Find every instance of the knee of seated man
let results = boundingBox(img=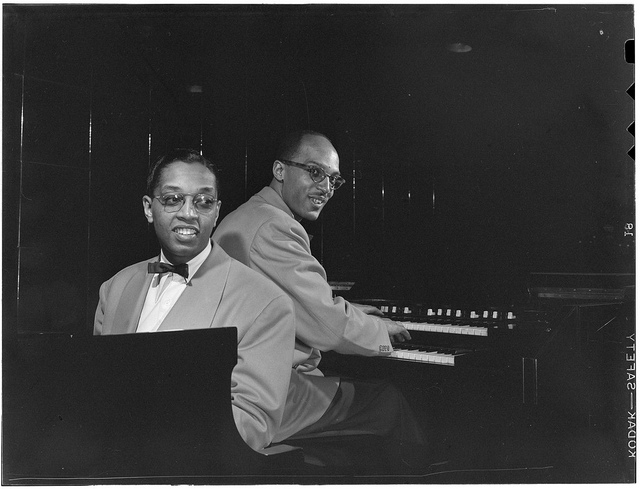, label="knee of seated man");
[347,378,409,416]
[350,378,425,443]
